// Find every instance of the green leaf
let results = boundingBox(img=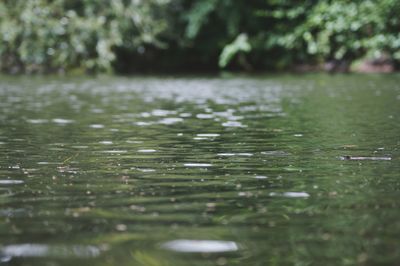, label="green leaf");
[185,0,217,39]
[219,33,251,68]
